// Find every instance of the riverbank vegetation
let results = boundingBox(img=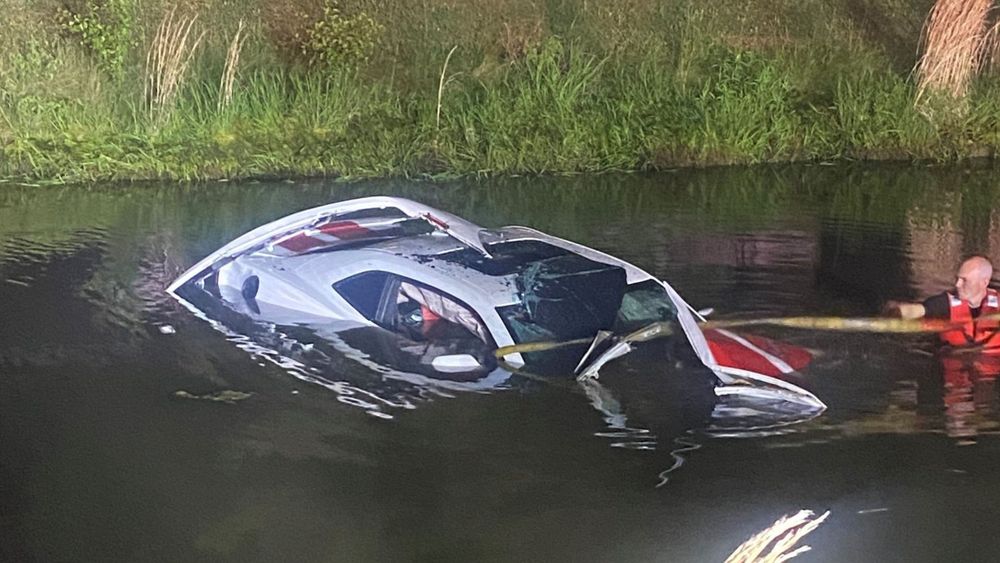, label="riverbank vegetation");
[4,0,1000,184]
